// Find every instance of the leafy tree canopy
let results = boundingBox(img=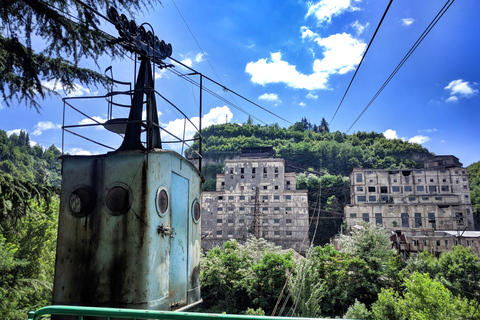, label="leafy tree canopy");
[467,161,480,214]
[0,0,160,111]
[199,237,294,315]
